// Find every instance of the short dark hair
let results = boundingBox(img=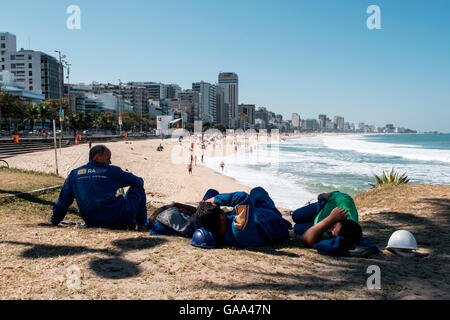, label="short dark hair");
[89,145,109,161]
[195,202,223,233]
[338,220,362,244]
